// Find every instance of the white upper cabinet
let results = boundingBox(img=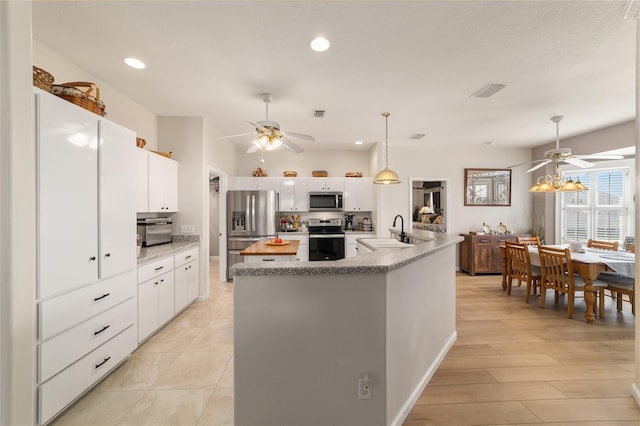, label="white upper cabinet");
[256,177,280,191]
[279,178,308,211]
[344,177,372,211]
[234,177,258,190]
[307,177,344,192]
[148,153,178,212]
[99,120,137,278]
[37,91,100,298]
